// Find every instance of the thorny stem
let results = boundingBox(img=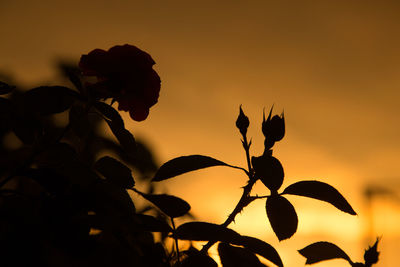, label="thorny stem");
[243,135,253,177]
[200,132,256,253]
